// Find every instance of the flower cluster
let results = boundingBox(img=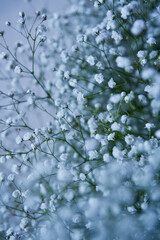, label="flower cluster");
[0,0,160,239]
